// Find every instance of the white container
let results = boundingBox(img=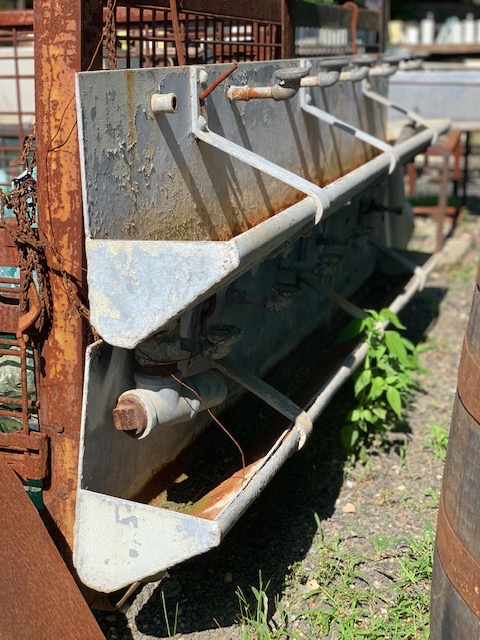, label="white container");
[420,13,435,45]
[451,20,462,45]
[464,13,475,44]
[405,24,420,45]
